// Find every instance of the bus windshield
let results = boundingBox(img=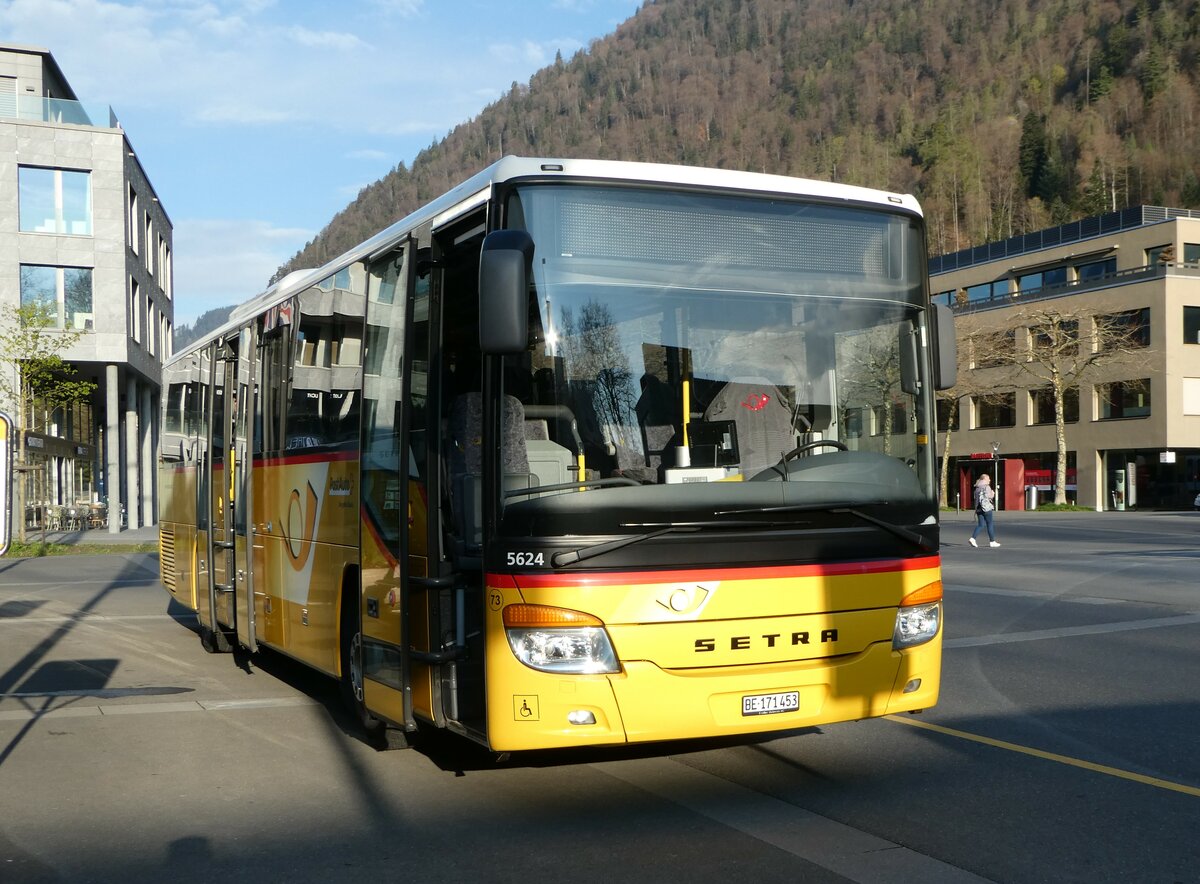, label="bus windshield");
[497,183,936,542]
